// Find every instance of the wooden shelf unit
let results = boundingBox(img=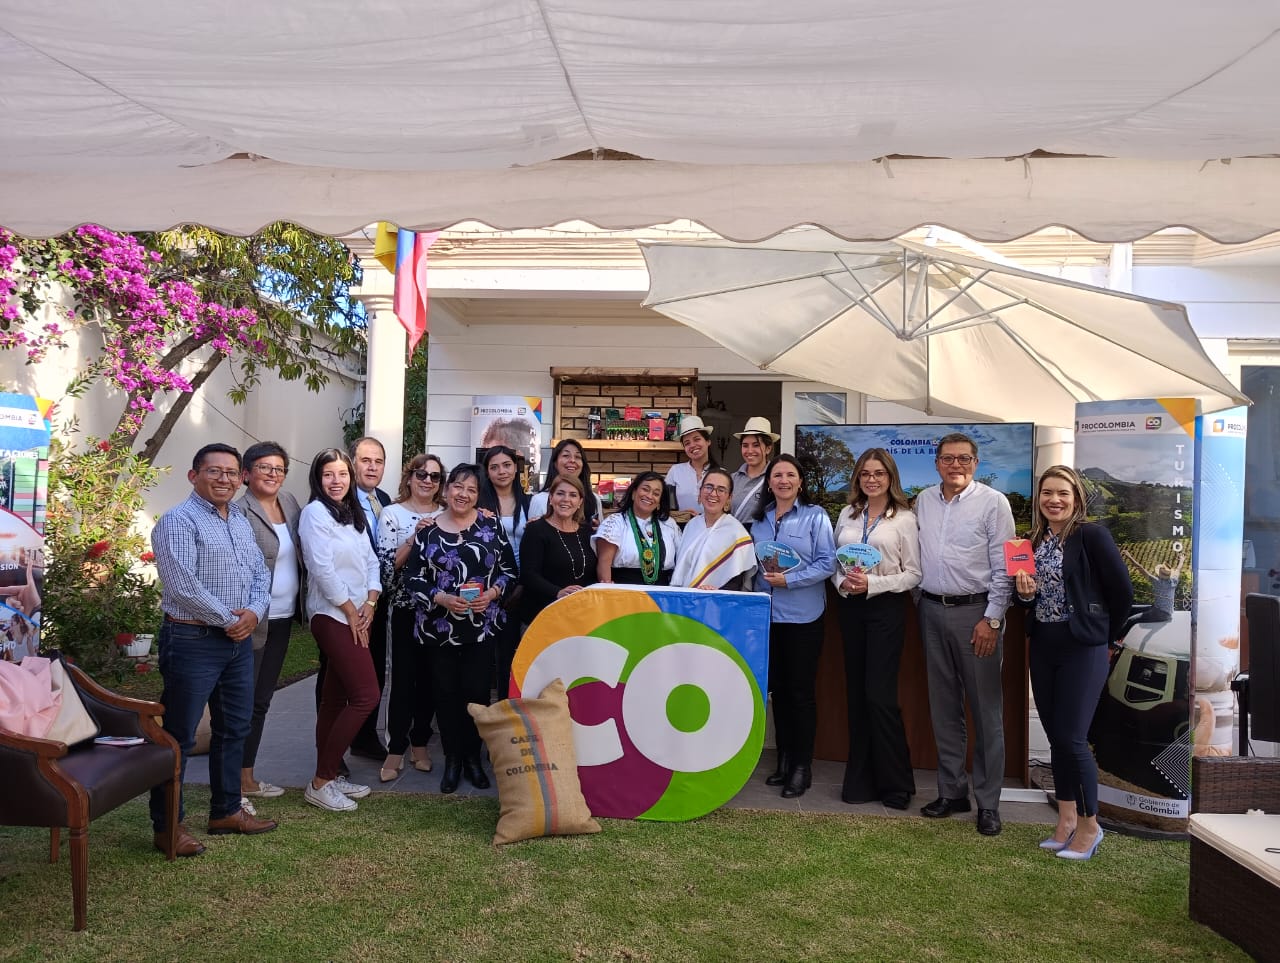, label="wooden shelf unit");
[550,366,698,481]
